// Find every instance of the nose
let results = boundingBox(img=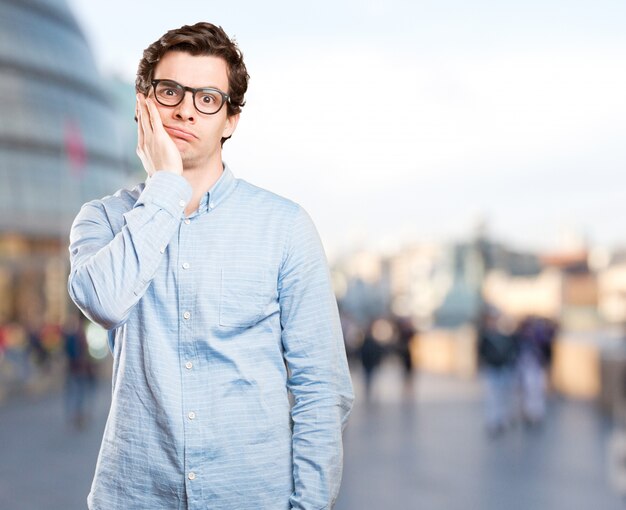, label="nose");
[173,90,196,121]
